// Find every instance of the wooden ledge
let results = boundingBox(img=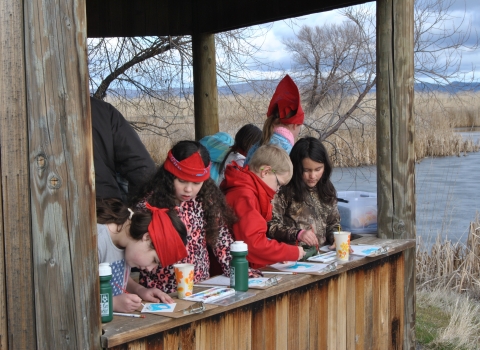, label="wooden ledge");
[101,237,415,348]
